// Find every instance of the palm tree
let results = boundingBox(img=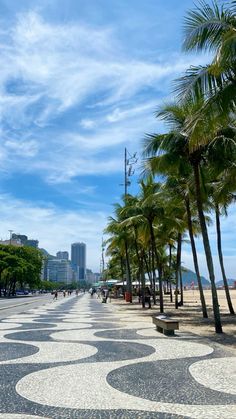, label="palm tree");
[176,0,236,126]
[204,136,236,314]
[144,99,225,330]
[105,203,133,302]
[120,194,151,308]
[143,129,208,318]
